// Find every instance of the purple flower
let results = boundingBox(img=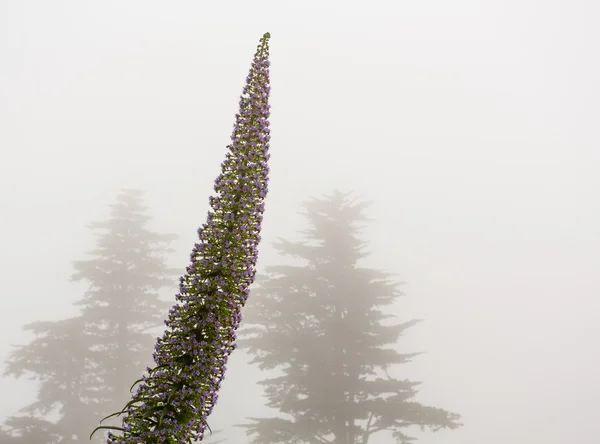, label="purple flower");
[91,32,271,444]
